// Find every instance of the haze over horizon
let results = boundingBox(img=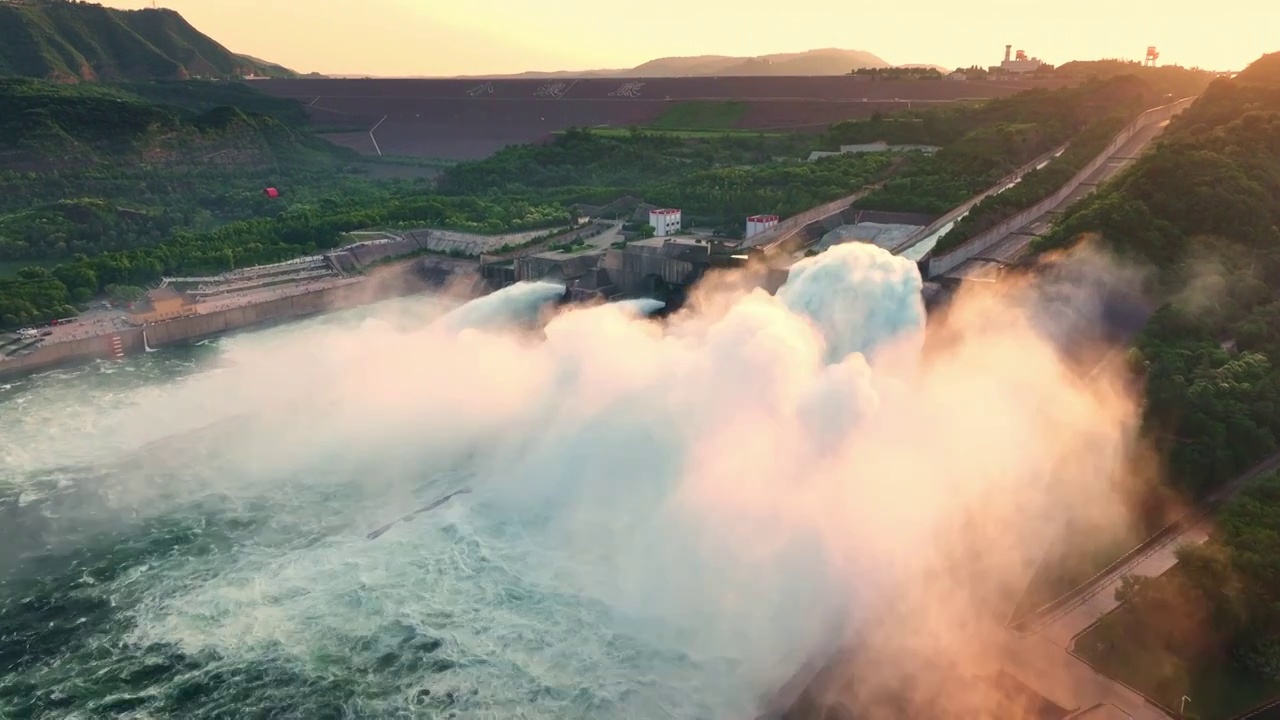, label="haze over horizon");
[103,0,1271,77]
